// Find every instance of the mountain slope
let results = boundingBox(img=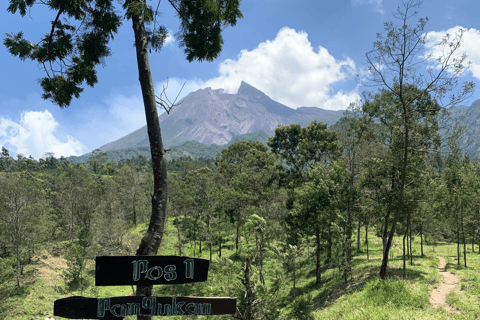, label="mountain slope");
[98,81,344,152]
